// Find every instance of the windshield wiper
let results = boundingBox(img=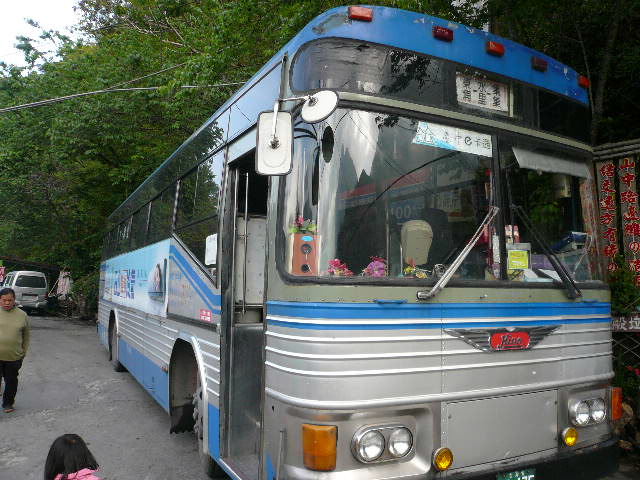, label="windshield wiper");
[417,206,499,300]
[510,204,582,299]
